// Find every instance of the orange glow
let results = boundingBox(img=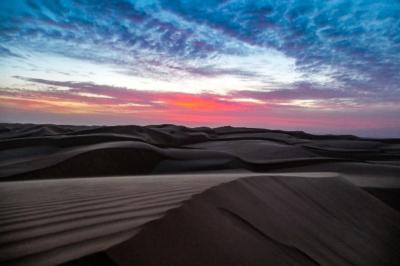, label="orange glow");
[1,91,396,132]
[162,94,243,111]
